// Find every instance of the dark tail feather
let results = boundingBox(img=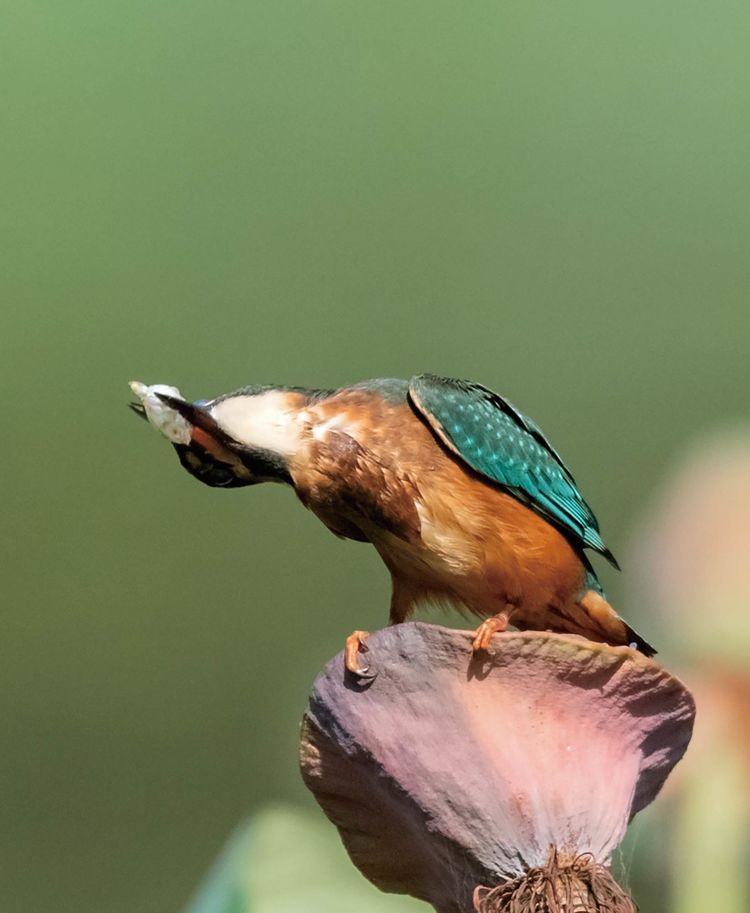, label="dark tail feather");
[623,621,657,658]
[601,547,621,571]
